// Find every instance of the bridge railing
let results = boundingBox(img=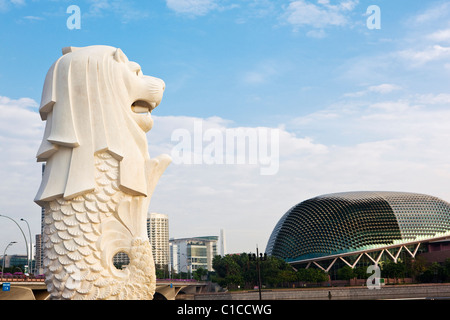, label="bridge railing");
[156,278,200,283]
[0,273,45,282]
[0,276,205,283]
